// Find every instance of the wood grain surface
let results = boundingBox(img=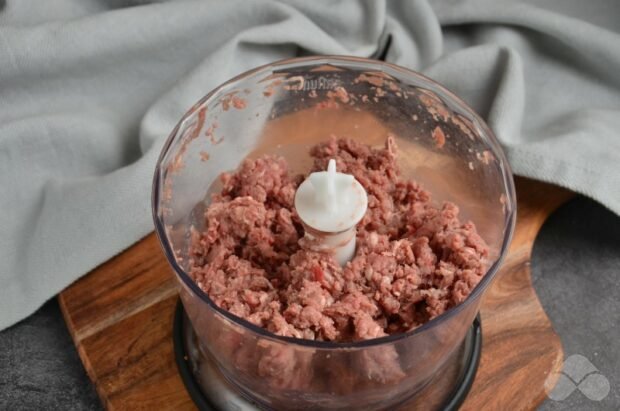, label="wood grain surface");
[59,177,572,410]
